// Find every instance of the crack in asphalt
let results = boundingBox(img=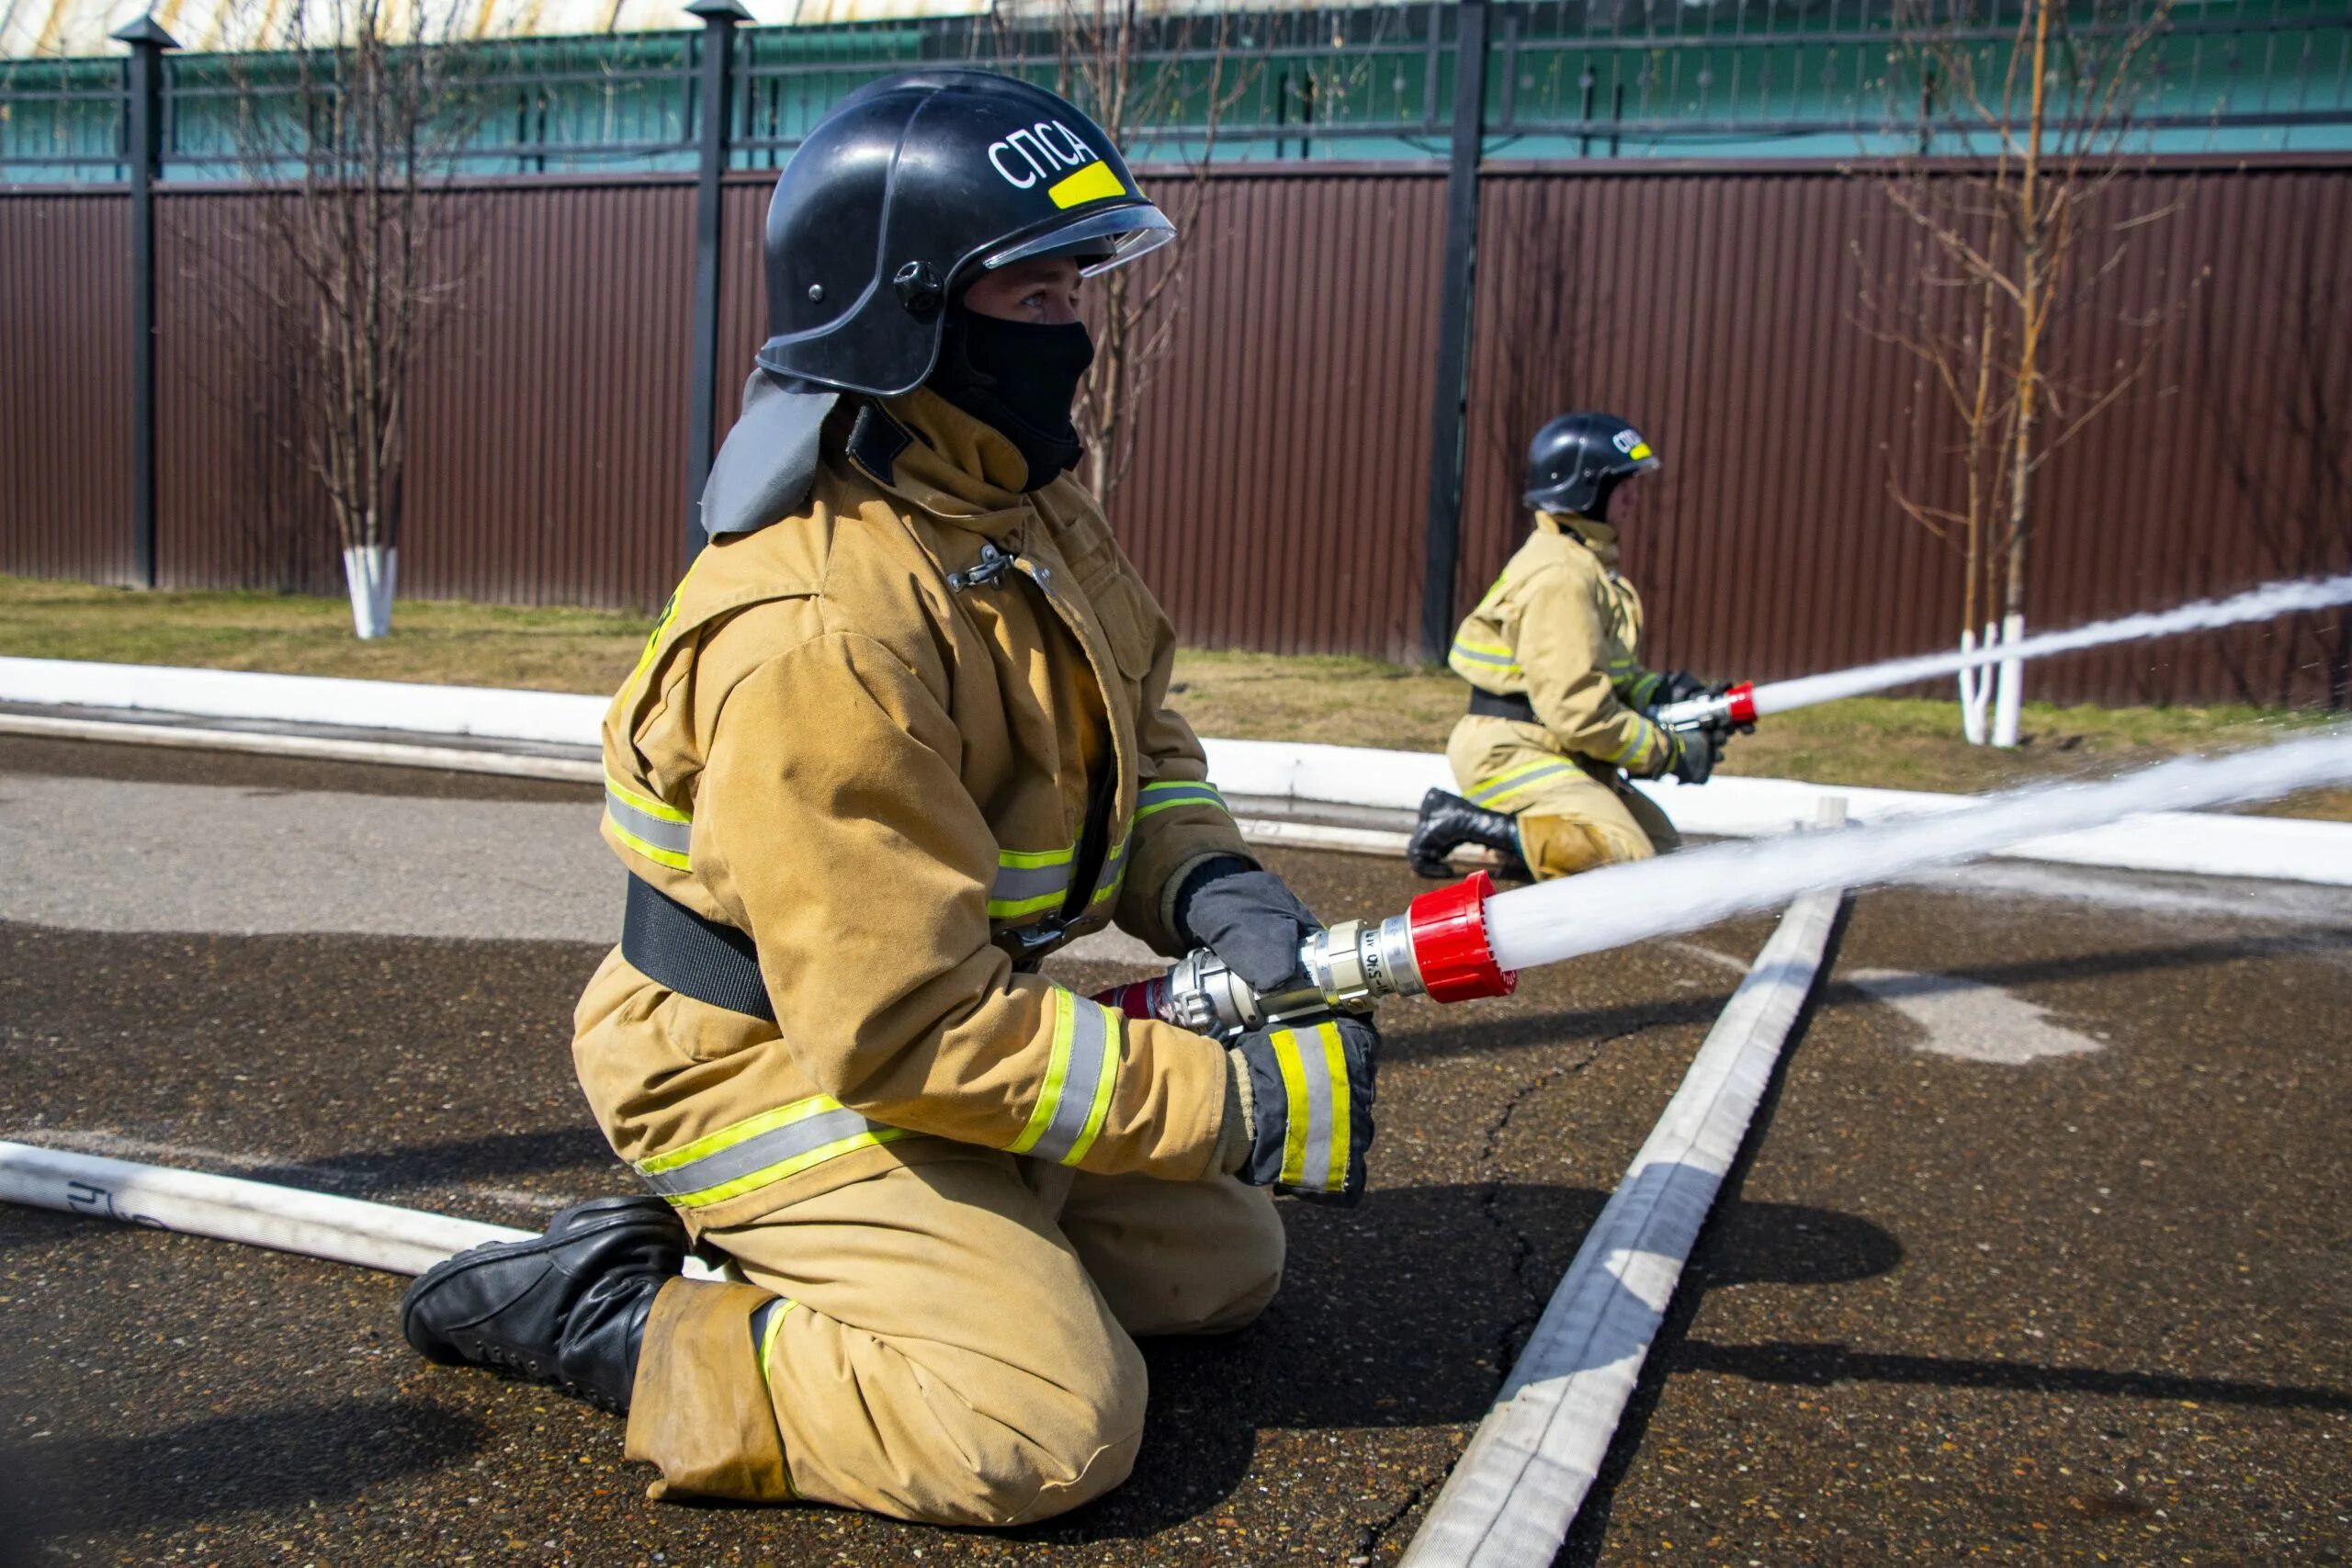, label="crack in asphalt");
[1351,1466,1451,1559]
[1470,1026,1648,1393]
[1362,1023,1659,1558]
